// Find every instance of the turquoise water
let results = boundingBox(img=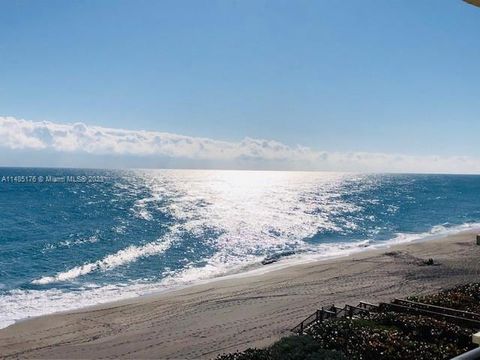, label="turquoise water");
[1,168,480,327]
